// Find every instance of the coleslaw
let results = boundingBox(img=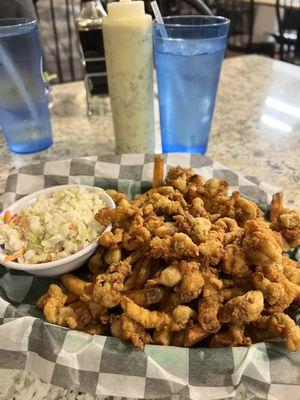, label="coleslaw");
[0,187,106,264]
